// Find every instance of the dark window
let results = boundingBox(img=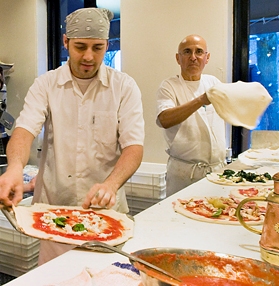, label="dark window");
[232,0,279,156]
